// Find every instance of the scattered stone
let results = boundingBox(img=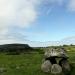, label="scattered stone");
[16,66,20,70]
[0,67,7,73]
